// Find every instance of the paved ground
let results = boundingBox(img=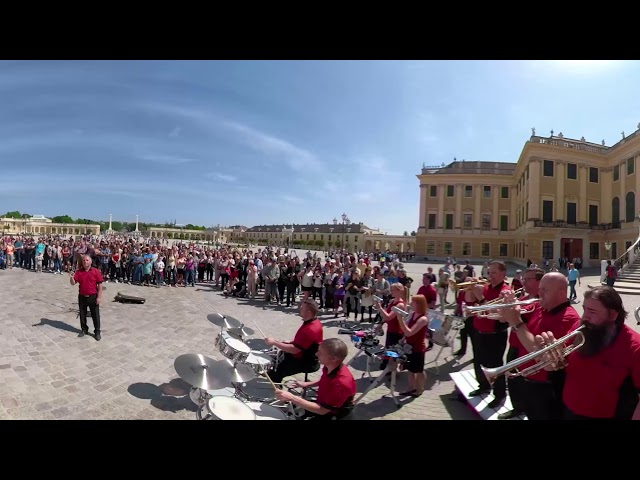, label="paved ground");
[1,258,638,420]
